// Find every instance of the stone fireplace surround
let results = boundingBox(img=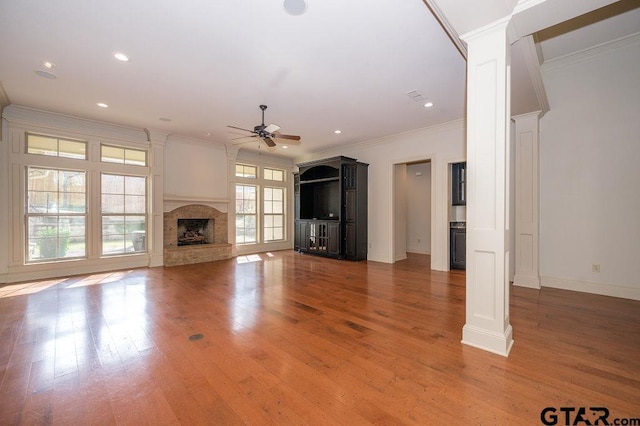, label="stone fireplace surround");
[163,204,232,267]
